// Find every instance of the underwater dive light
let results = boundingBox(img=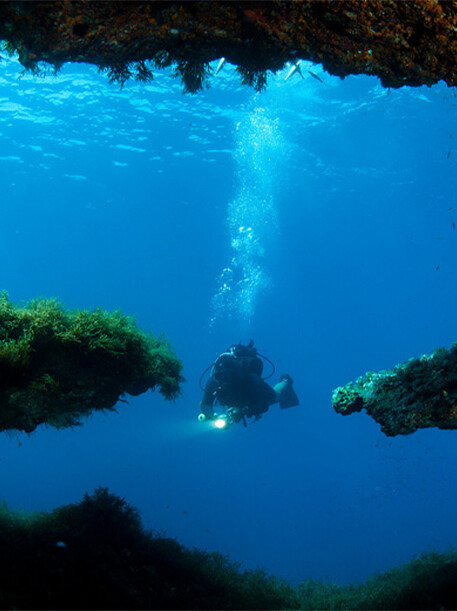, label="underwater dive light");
[213,415,230,429]
[197,412,231,429]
